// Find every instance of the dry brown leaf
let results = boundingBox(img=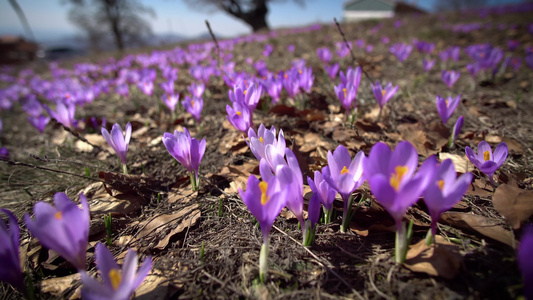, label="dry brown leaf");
[136,204,201,250]
[441,212,516,248]
[135,268,171,300]
[40,273,81,298]
[82,182,147,216]
[493,184,533,229]
[426,122,450,153]
[438,152,475,173]
[218,131,248,155]
[404,235,463,279]
[466,179,494,197]
[398,123,431,156]
[502,137,524,154]
[99,171,162,197]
